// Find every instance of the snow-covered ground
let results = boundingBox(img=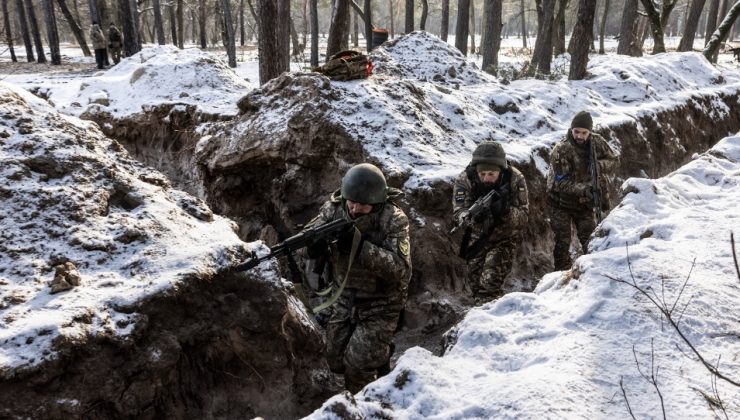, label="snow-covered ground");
[0,83,254,376]
[307,133,740,418]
